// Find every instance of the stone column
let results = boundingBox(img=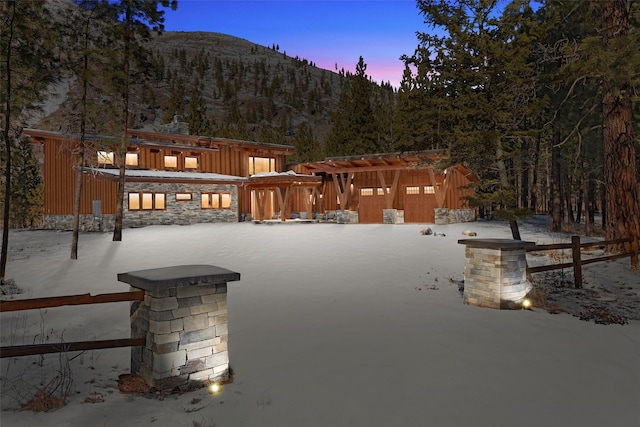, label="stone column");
[118,265,240,390]
[457,239,535,309]
[435,208,449,225]
[383,209,404,224]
